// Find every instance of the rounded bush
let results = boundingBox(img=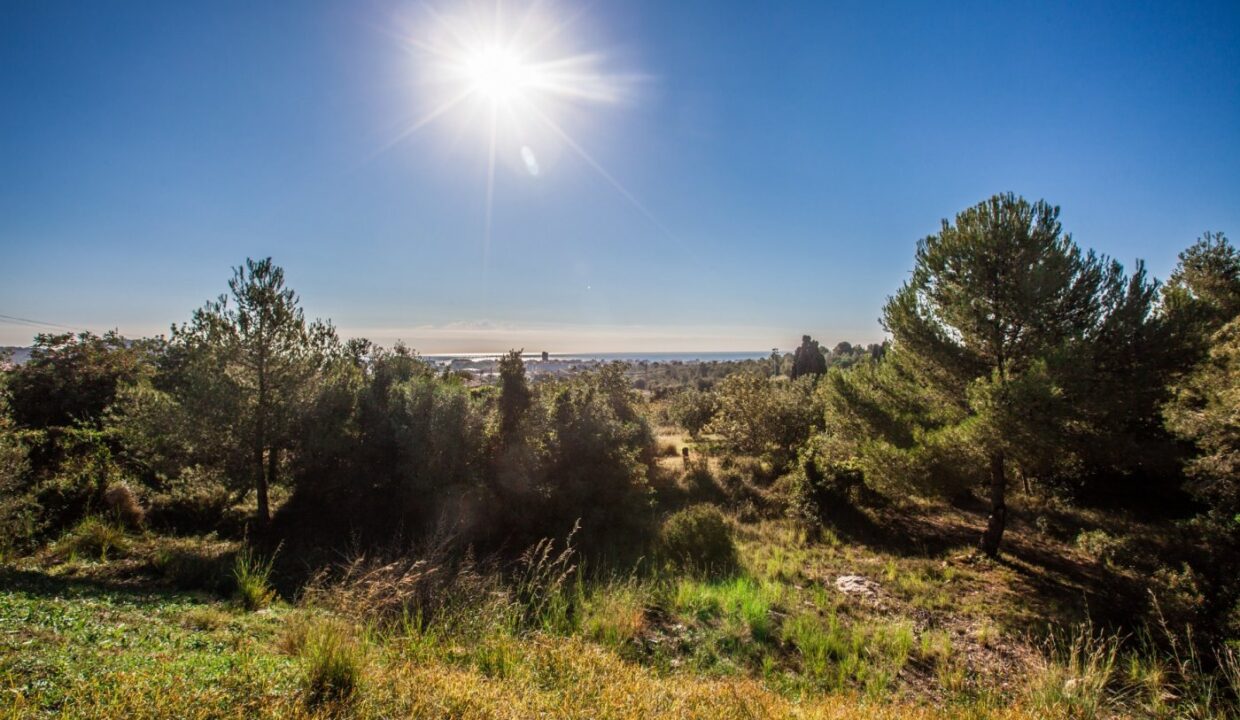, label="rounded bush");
[659,504,737,576]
